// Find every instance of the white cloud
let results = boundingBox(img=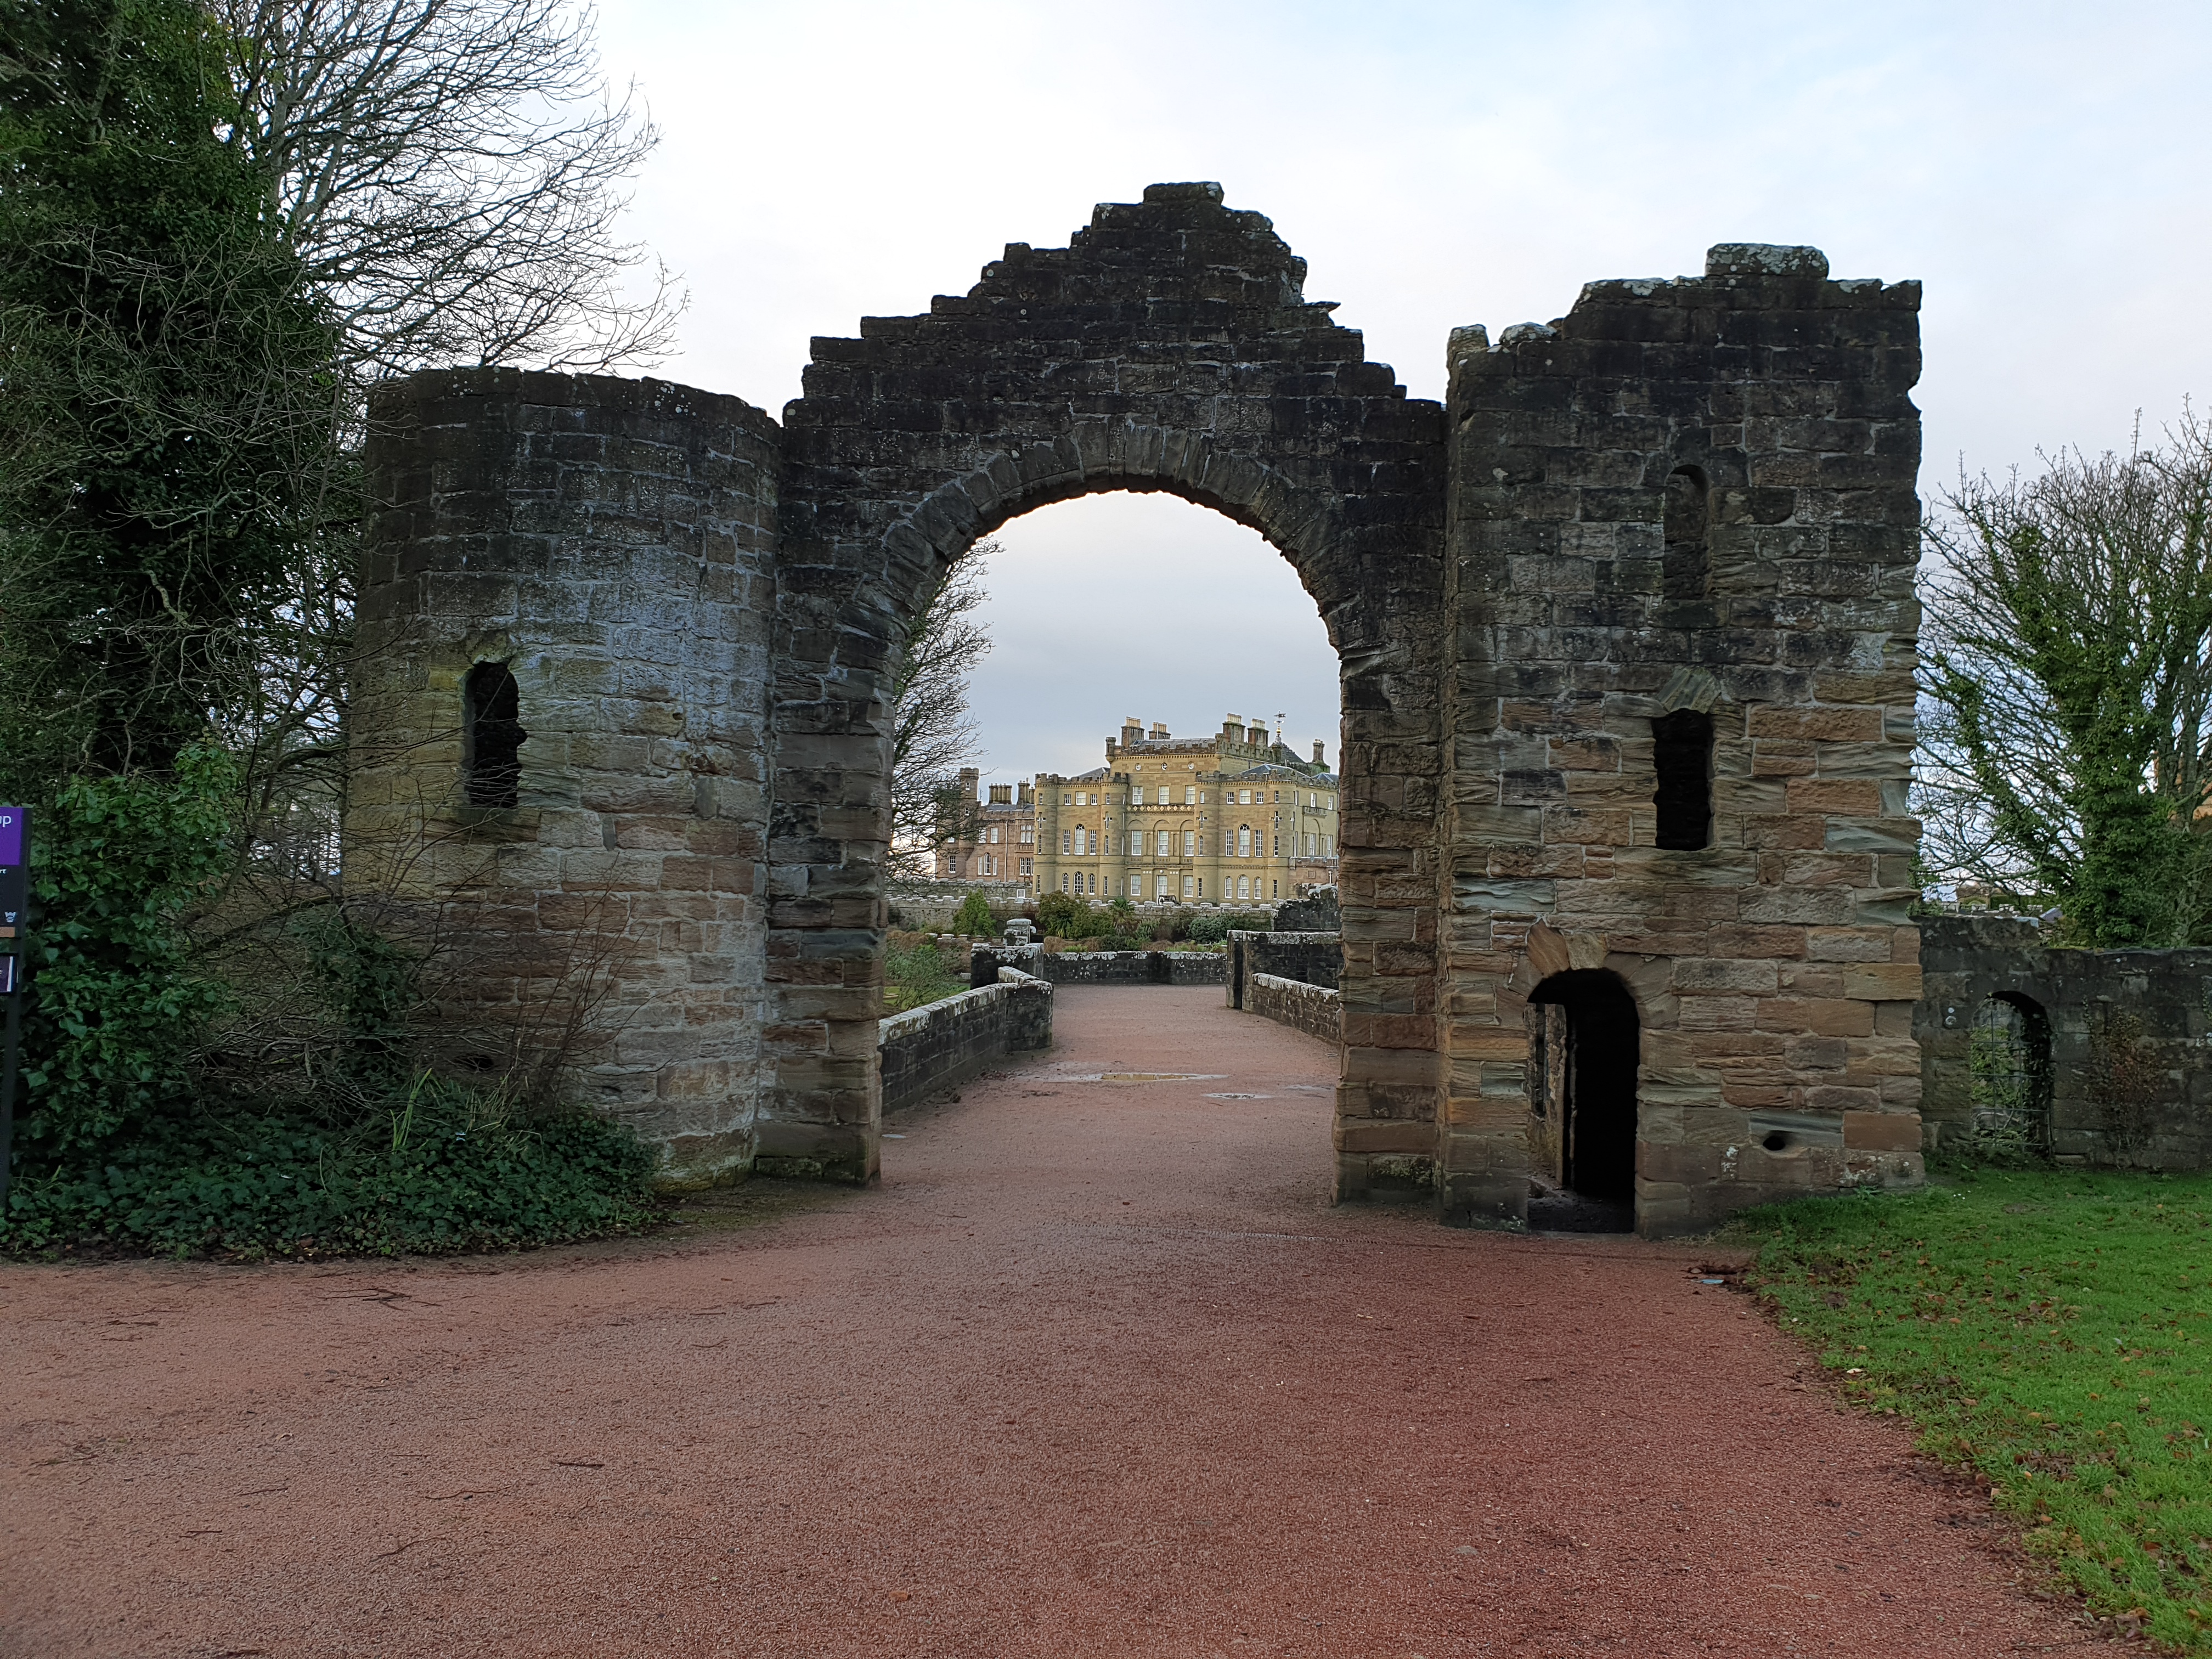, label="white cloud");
[589,0,2212,761]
